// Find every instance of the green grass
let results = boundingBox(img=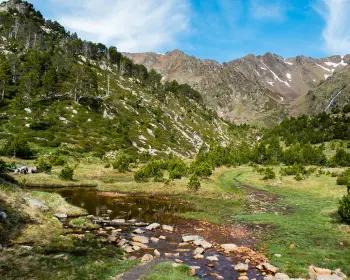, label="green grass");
[228,167,350,277]
[141,263,195,280]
